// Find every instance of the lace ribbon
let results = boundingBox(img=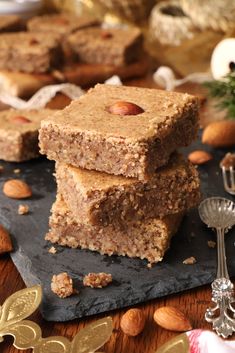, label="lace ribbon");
[0,83,84,110]
[153,66,212,91]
